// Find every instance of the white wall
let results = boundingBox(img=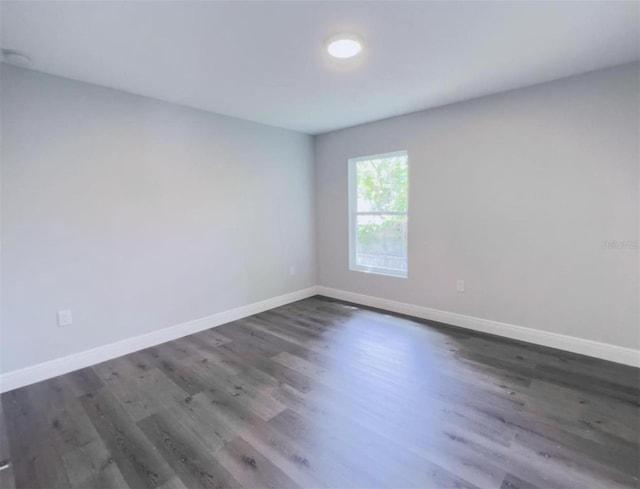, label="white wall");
[2,61,638,376]
[315,63,639,350]
[0,65,316,373]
